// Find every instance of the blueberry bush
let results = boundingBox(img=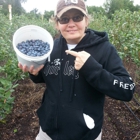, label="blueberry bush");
[0,9,140,121]
[0,11,57,122]
[89,9,140,65]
